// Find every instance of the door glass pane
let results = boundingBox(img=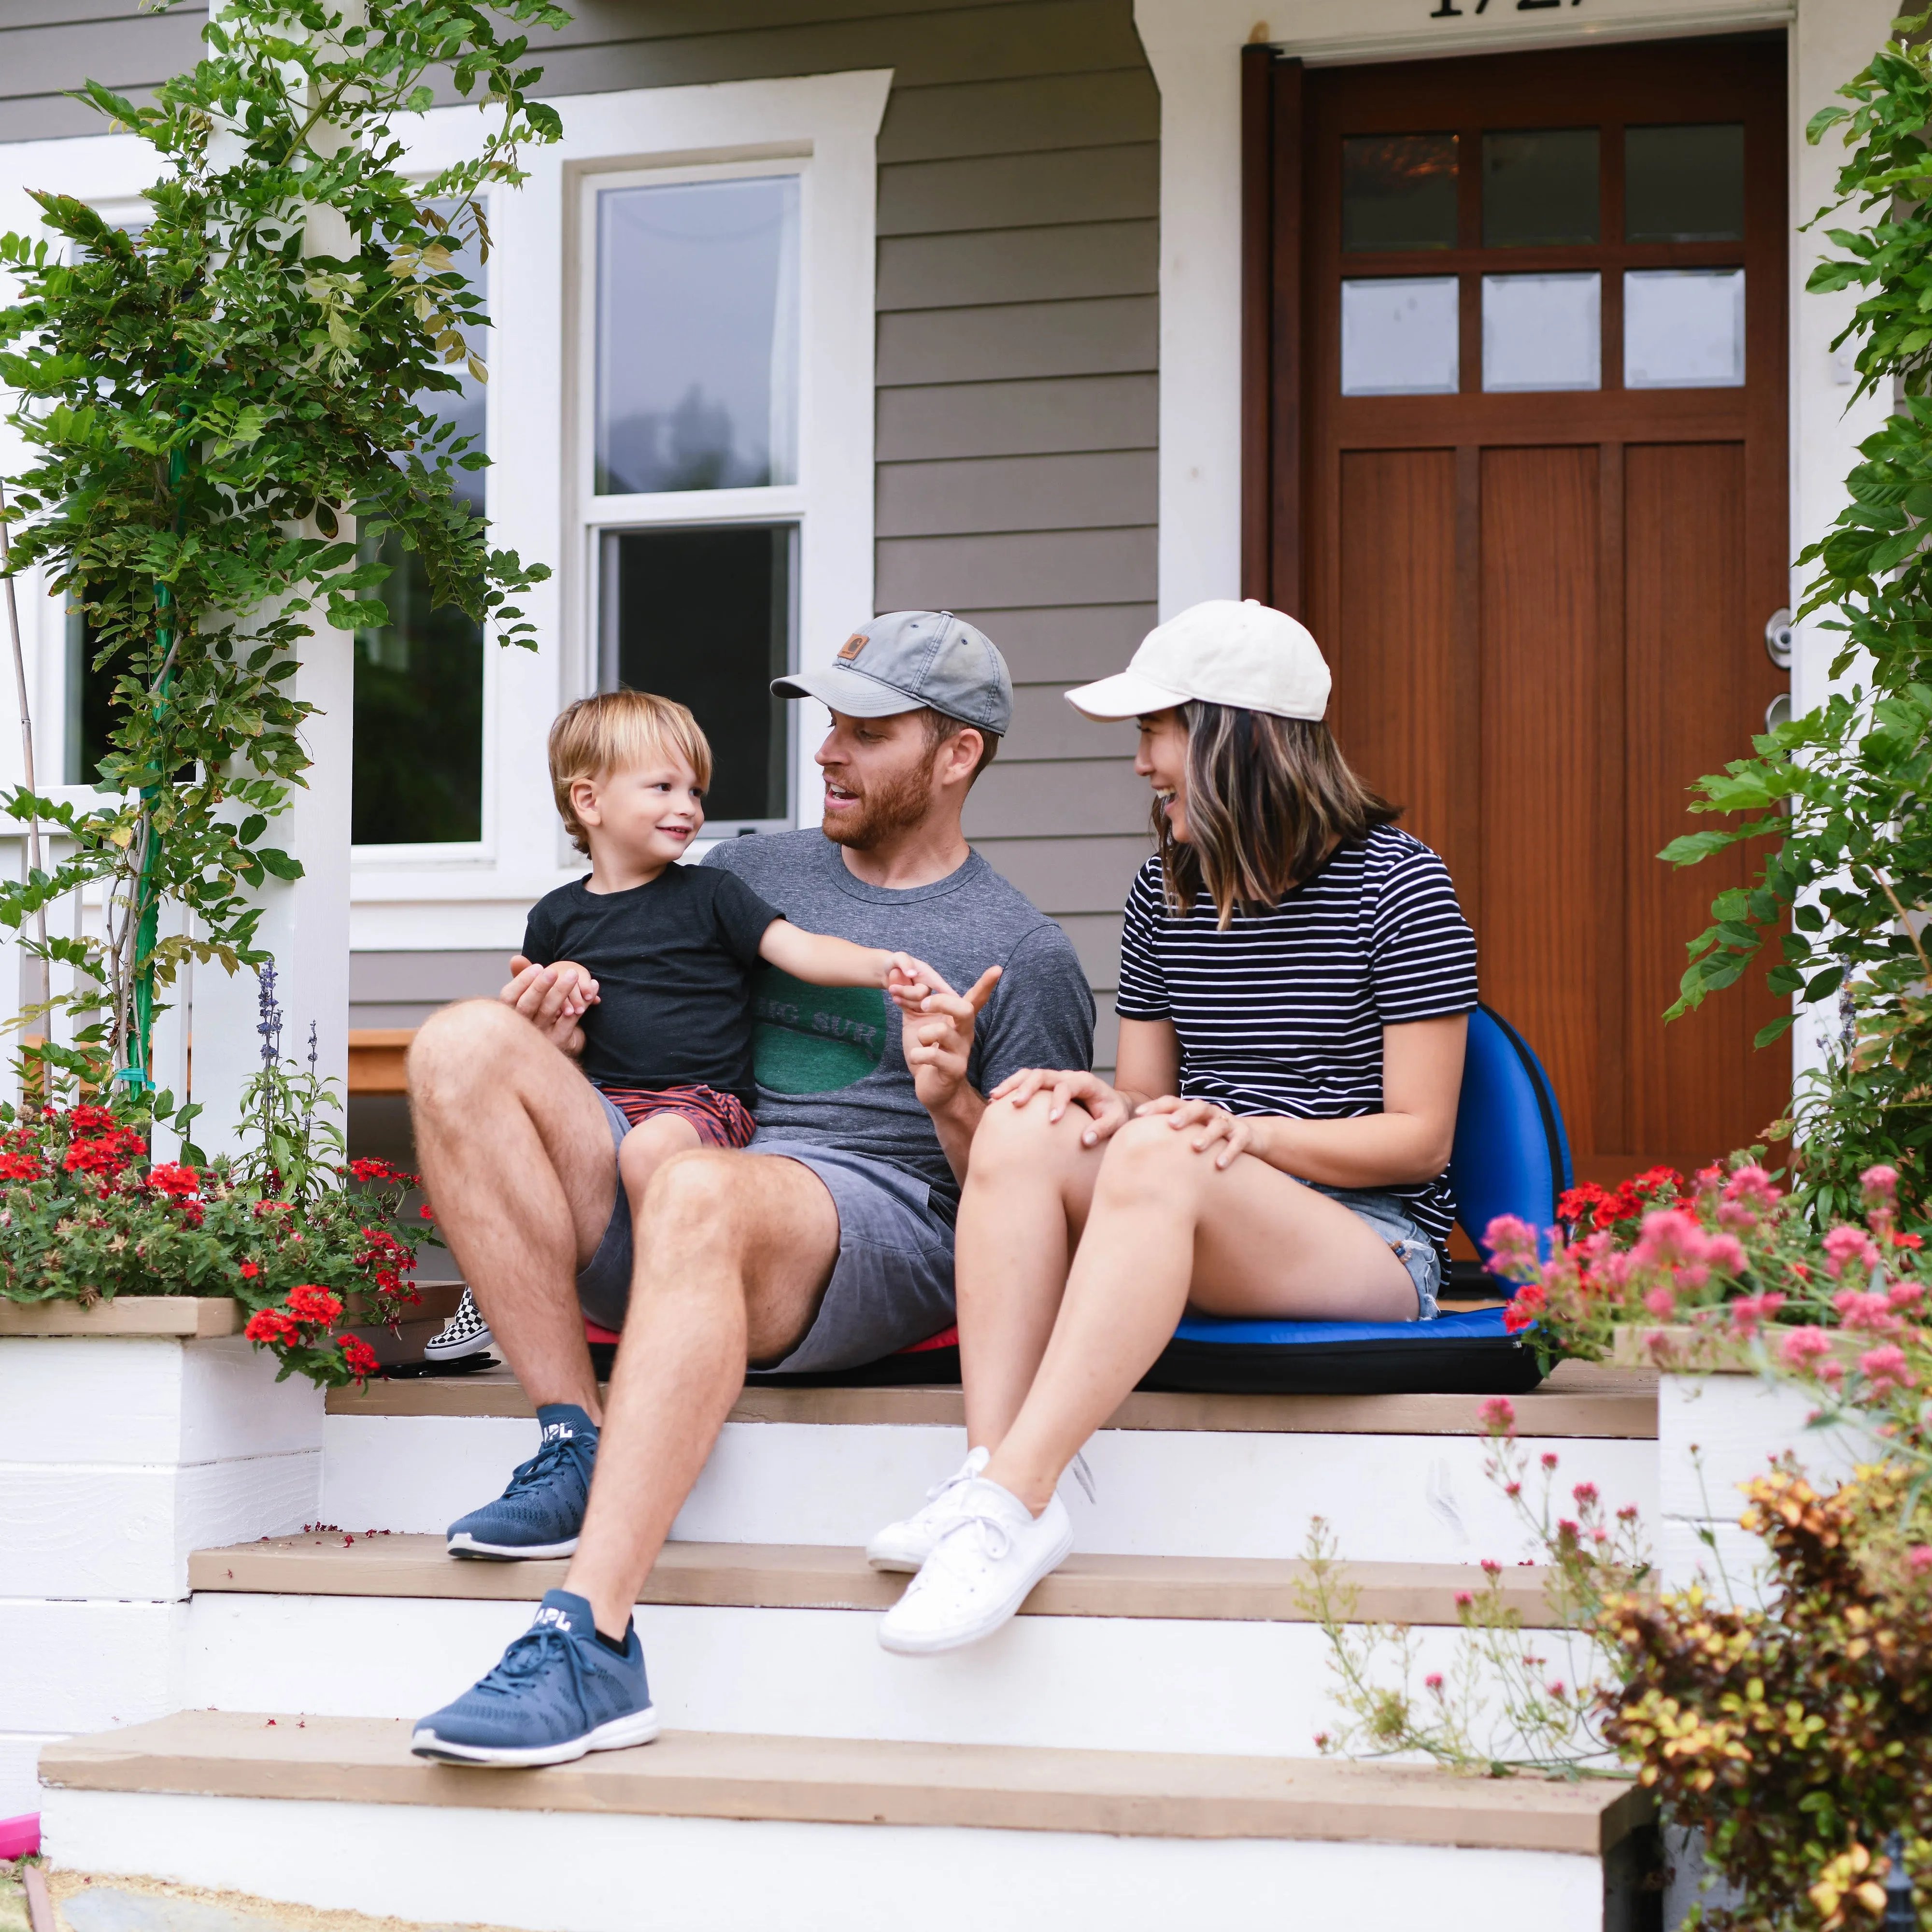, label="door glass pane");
[1482,129,1599,247]
[1340,276,1460,396]
[354,204,487,845]
[1341,134,1459,253]
[1625,125,1744,243]
[600,525,794,827]
[596,176,800,496]
[1481,272,1601,392]
[1624,269,1745,388]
